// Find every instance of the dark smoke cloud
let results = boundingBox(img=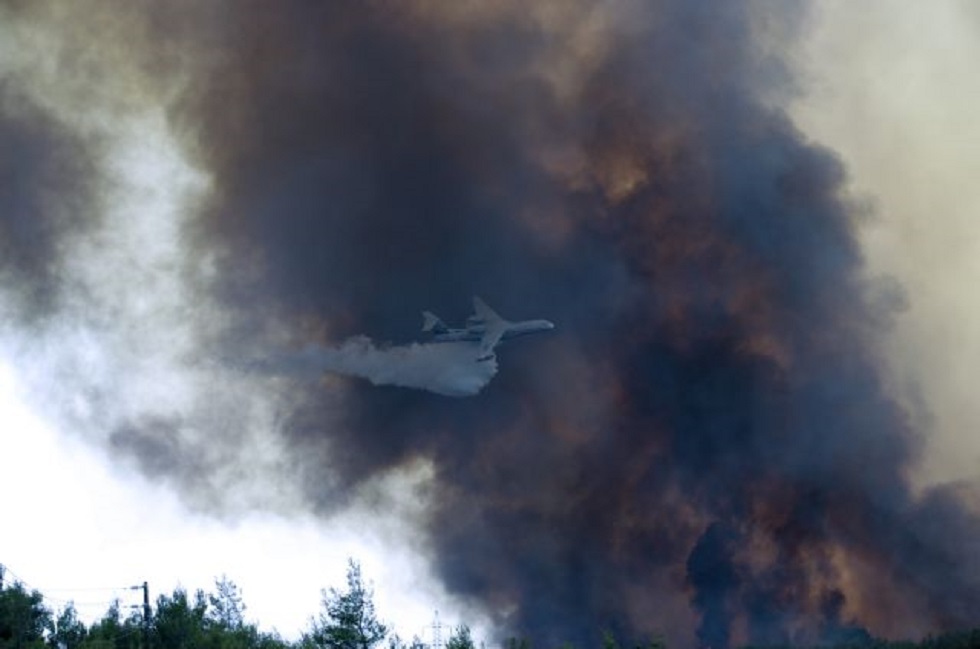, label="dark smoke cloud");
[5,1,980,648]
[687,523,739,649]
[0,87,99,320]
